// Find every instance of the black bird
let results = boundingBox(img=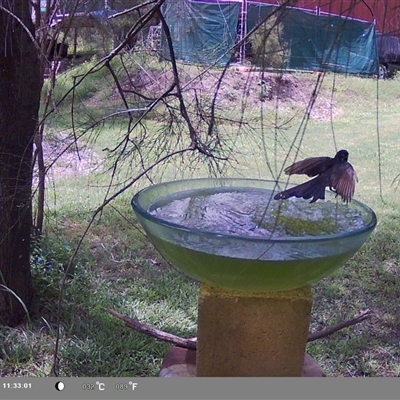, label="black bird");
[274,150,358,203]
